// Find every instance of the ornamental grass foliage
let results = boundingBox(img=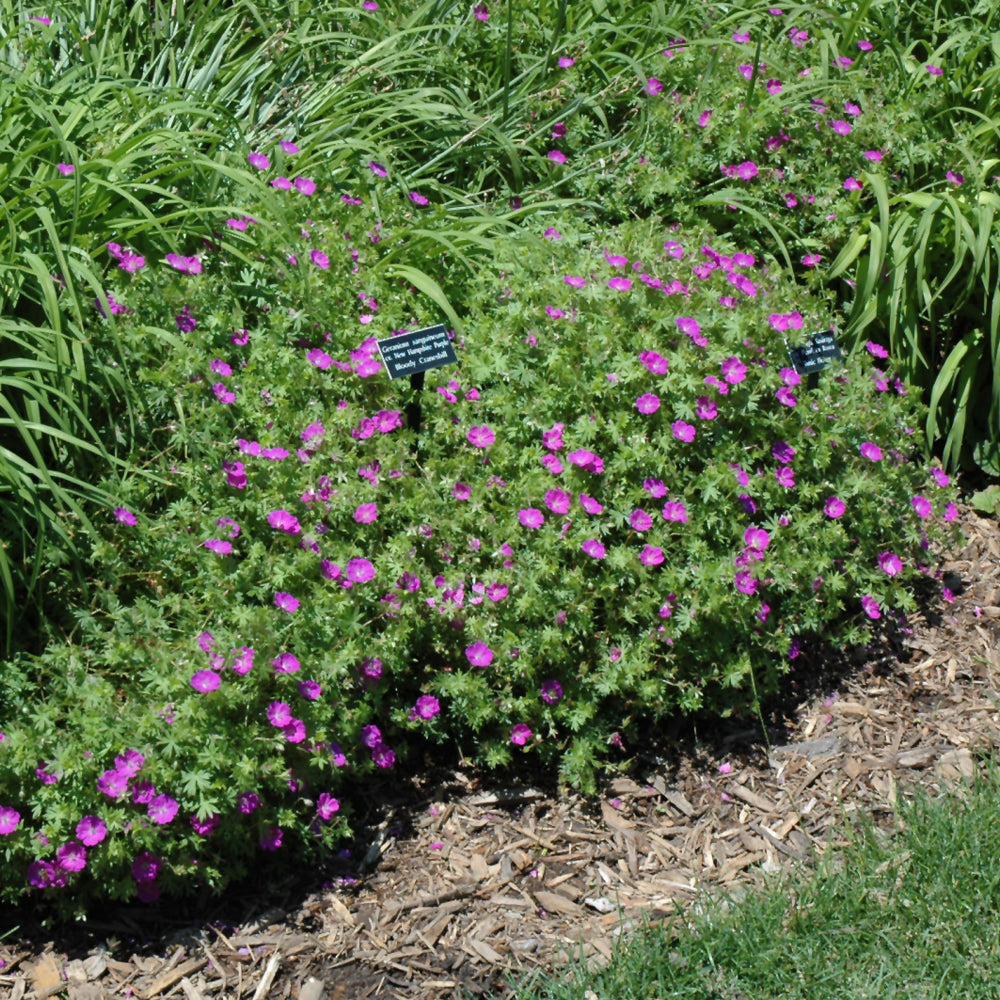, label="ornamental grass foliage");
[0,0,972,912]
